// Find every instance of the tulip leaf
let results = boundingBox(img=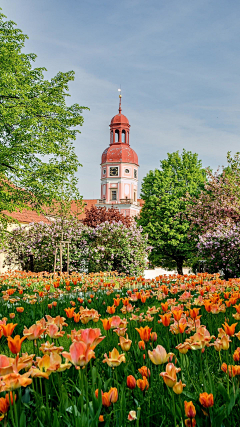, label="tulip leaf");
[217,383,230,403]
[21,387,31,404]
